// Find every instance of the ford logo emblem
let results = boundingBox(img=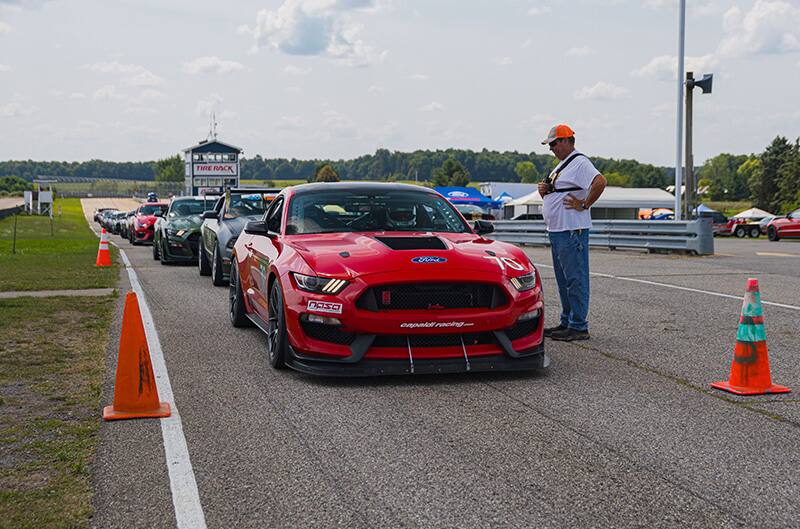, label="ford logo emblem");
[412,256,447,264]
